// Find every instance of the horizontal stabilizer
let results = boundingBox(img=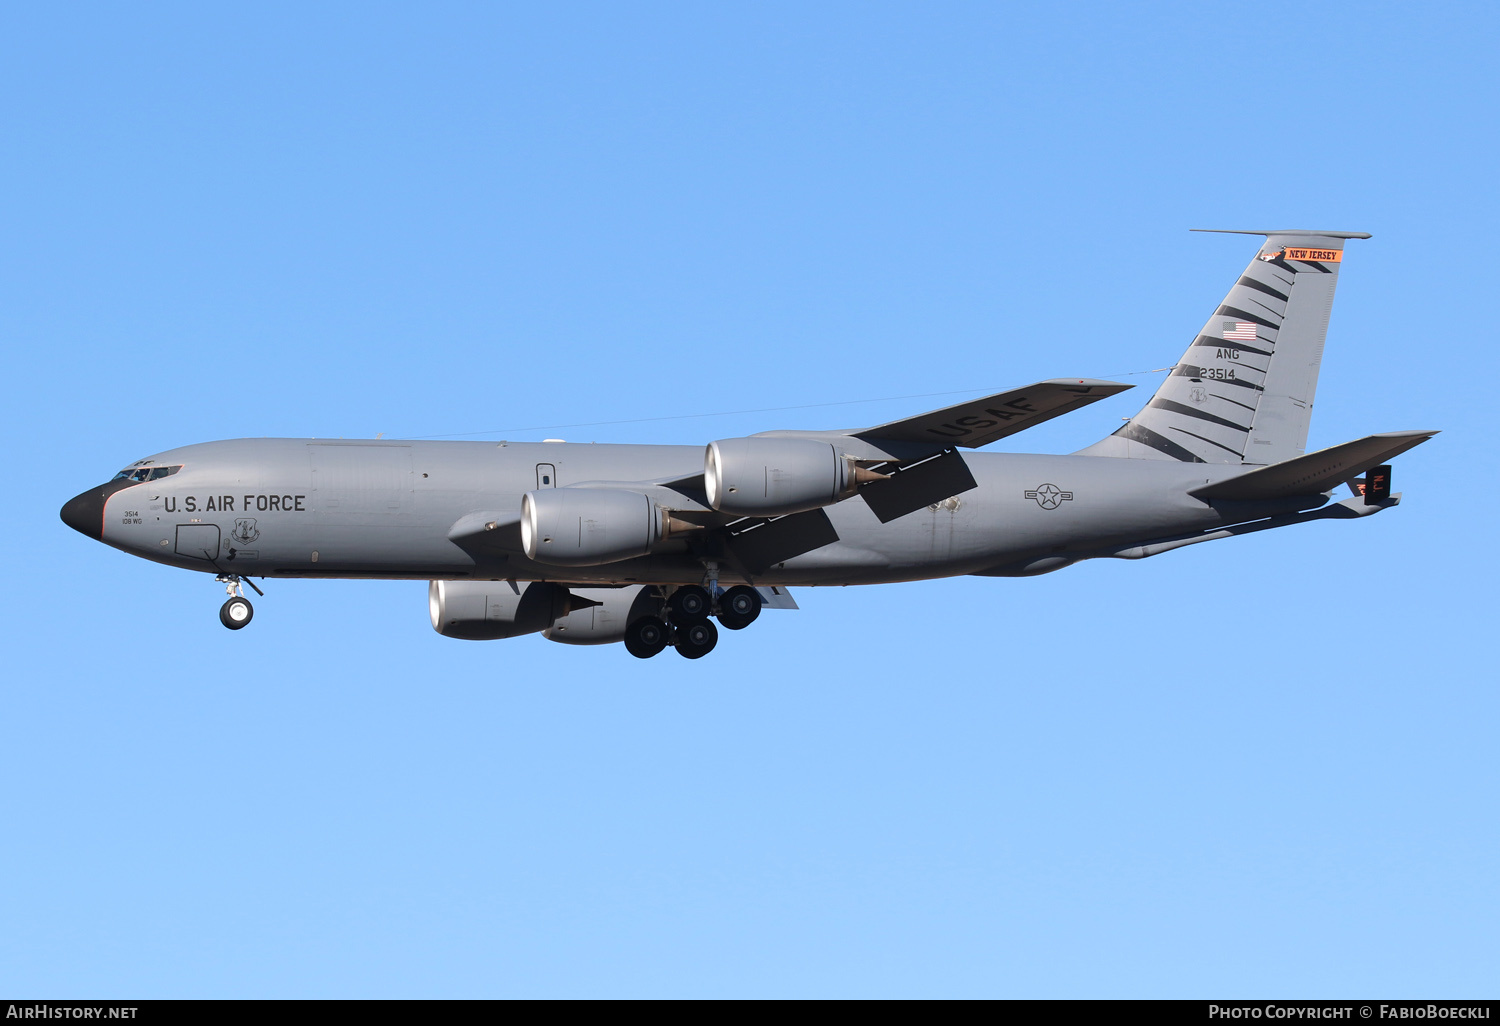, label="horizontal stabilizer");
[854,379,1132,449]
[1190,431,1438,501]
[1190,228,1373,240]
